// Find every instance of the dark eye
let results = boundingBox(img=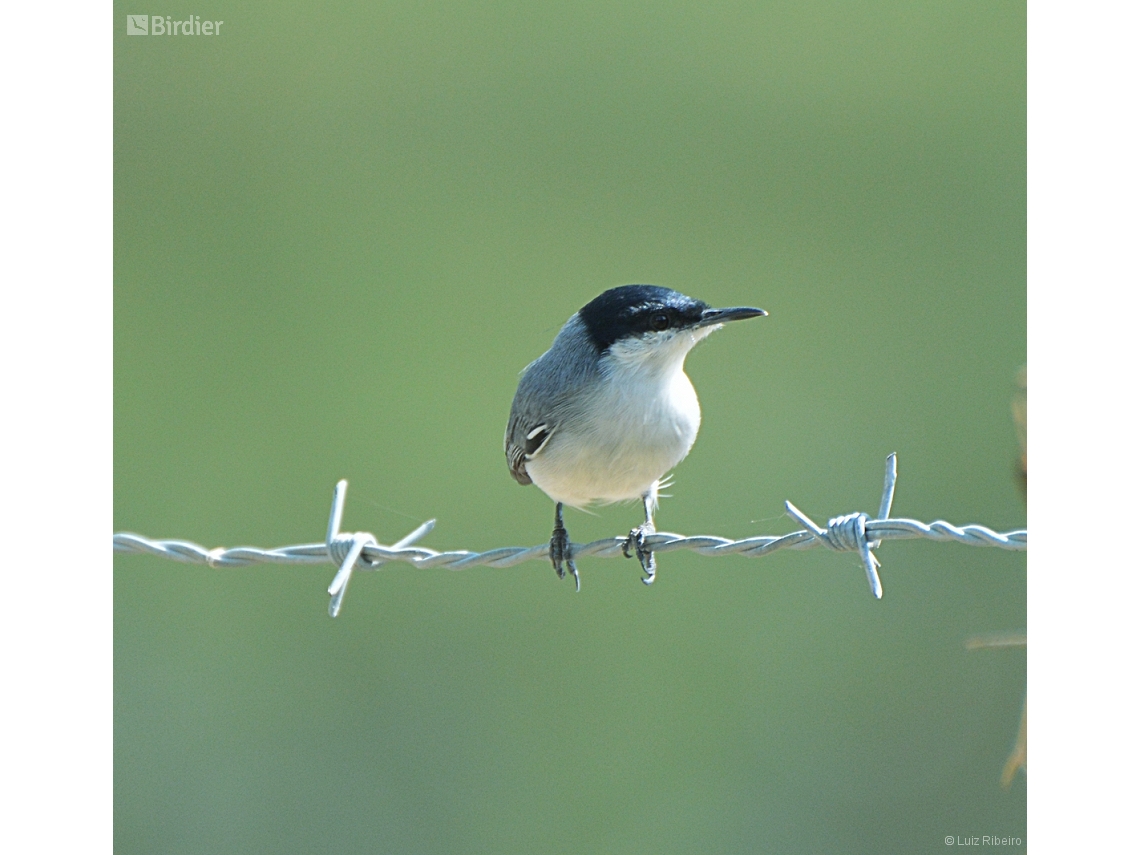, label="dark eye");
[650,312,670,331]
